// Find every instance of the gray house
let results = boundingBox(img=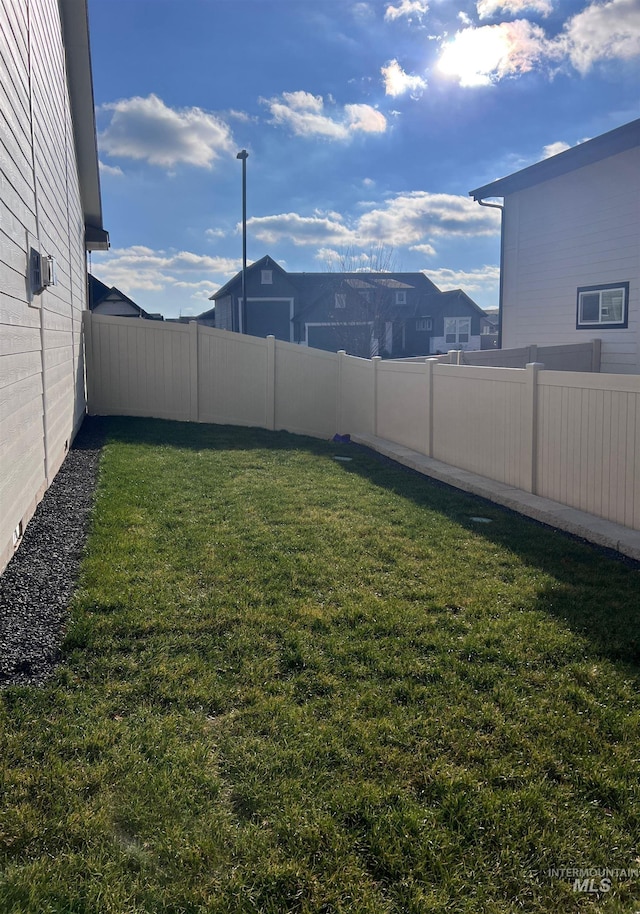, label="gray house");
[208,255,488,358]
[470,119,640,374]
[0,0,108,574]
